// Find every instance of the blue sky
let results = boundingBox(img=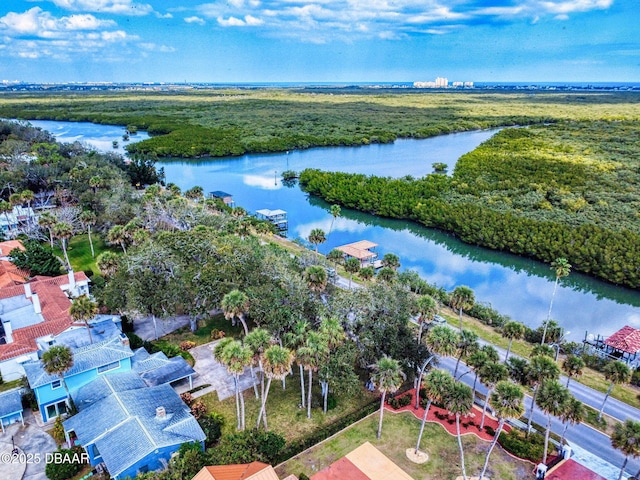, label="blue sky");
[0,0,638,83]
